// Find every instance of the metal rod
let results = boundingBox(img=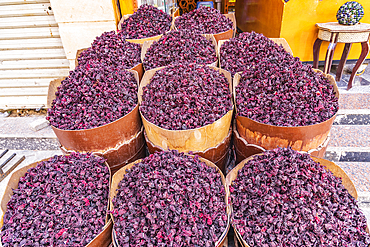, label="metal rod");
[0,156,25,182]
[0,153,16,174]
[0,149,9,159]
